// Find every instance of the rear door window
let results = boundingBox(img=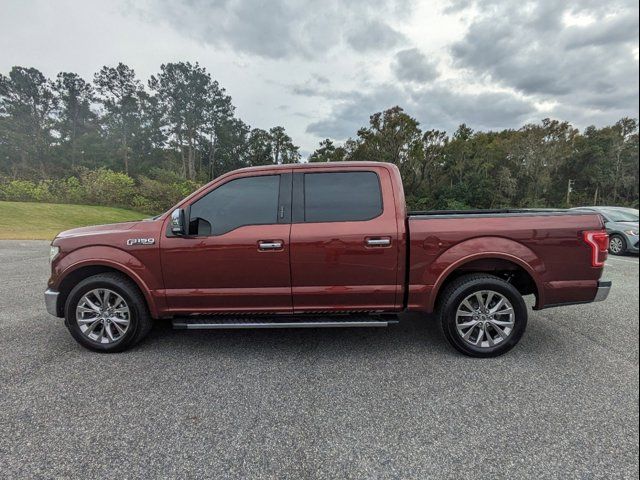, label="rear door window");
[303,171,382,222]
